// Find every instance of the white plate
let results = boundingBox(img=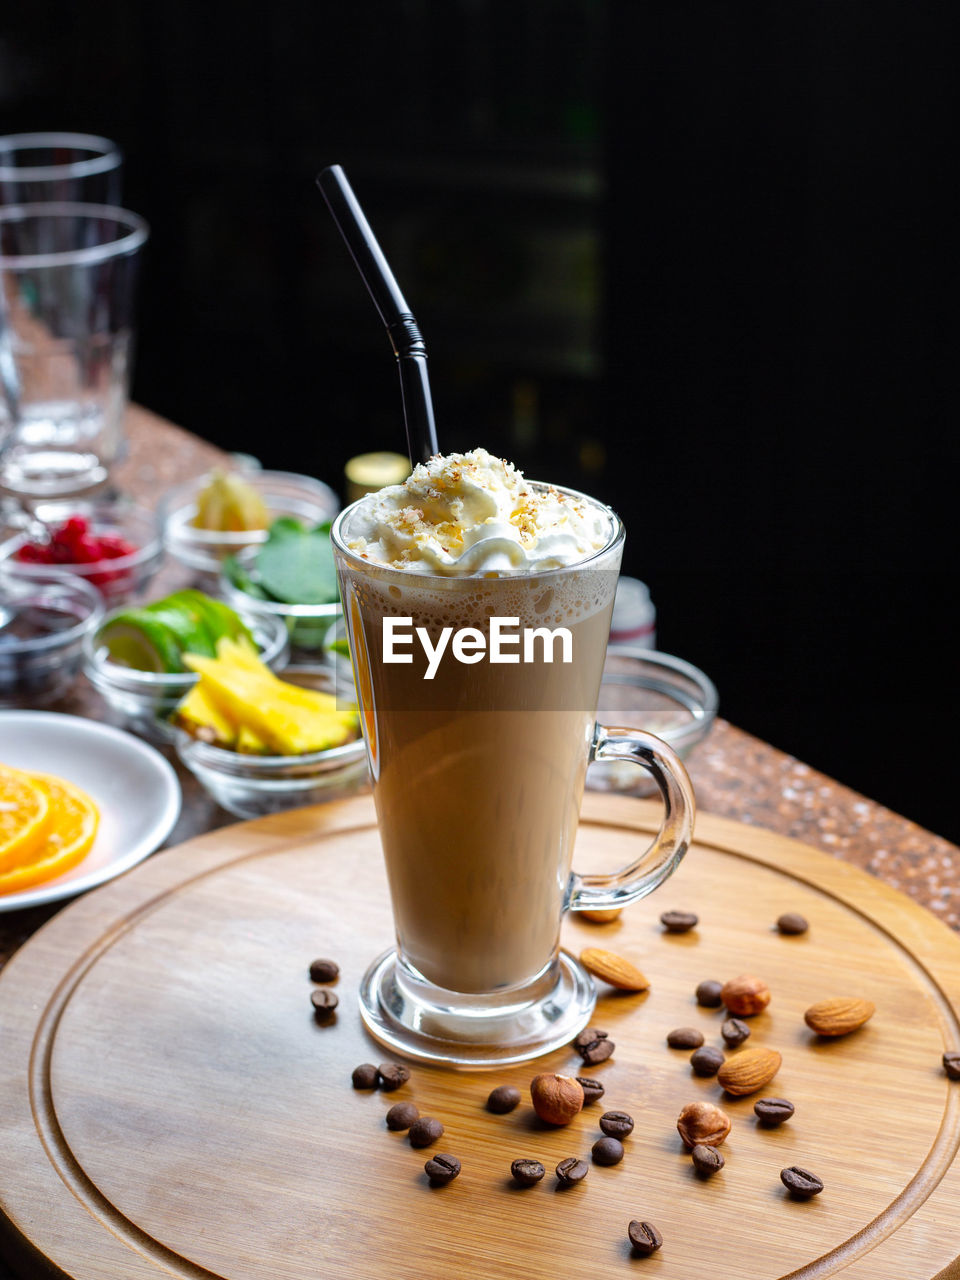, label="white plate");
[0,711,181,912]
